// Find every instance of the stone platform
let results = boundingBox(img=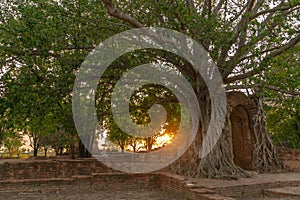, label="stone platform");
[183,173,300,199]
